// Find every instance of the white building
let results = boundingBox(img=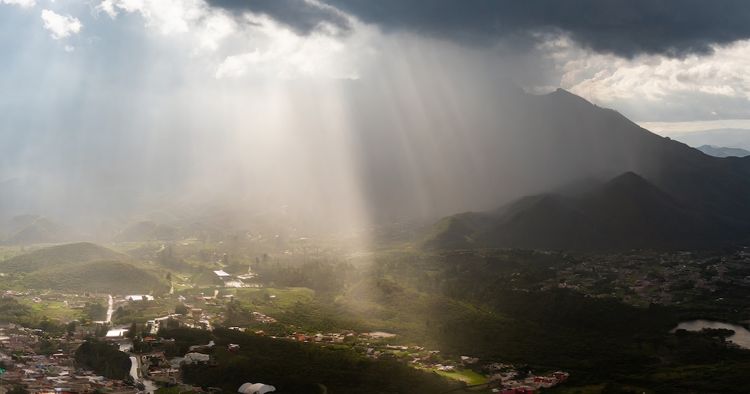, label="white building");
[238,383,276,394]
[125,295,155,302]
